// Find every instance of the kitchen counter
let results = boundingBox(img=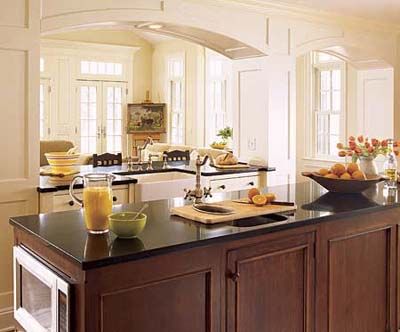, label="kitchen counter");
[37,161,275,193]
[12,181,398,269]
